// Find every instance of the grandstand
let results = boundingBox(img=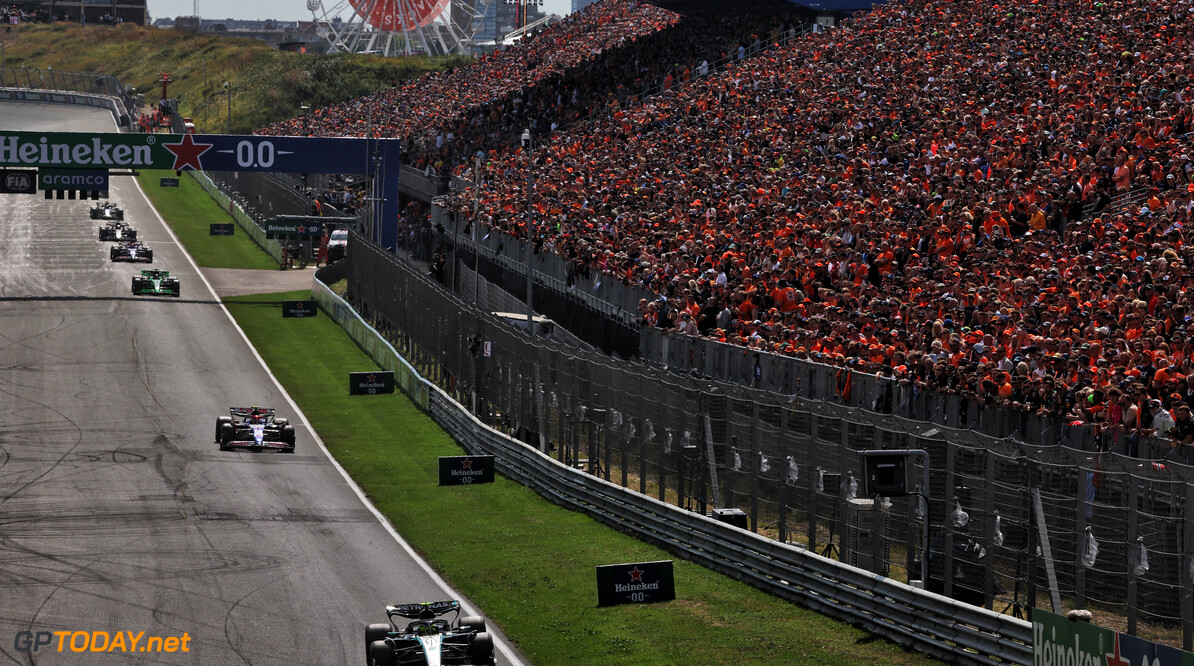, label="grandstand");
[256,0,1194,641]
